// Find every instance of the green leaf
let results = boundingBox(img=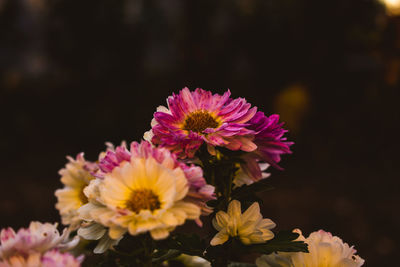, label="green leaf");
[244,231,308,255]
[232,179,274,200]
[157,233,206,257]
[152,249,181,264]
